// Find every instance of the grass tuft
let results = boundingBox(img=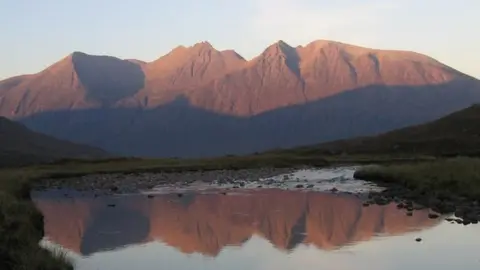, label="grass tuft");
[354,157,480,200]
